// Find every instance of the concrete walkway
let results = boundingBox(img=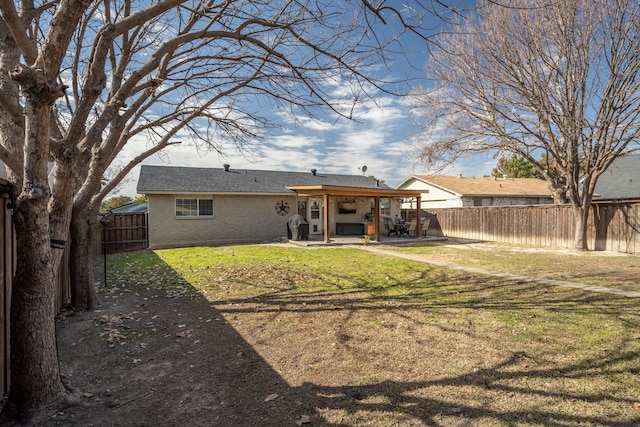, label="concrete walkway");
[354,245,640,299]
